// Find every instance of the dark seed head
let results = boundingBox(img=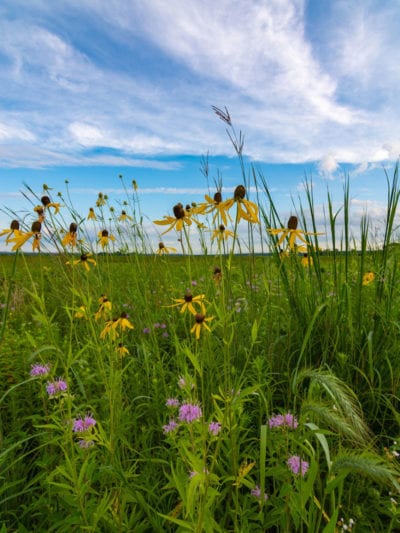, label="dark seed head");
[234,185,246,200]
[10,220,20,230]
[184,293,193,302]
[219,224,225,232]
[214,191,222,204]
[80,254,88,262]
[287,216,298,230]
[158,242,165,250]
[173,203,185,219]
[41,195,51,206]
[213,266,221,275]
[194,313,205,323]
[101,229,109,237]
[31,221,42,233]
[69,222,78,233]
